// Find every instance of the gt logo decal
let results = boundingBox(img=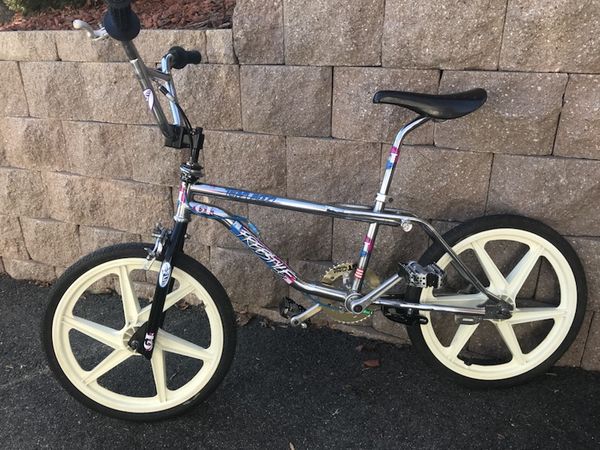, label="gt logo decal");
[143,332,155,351]
[159,261,171,287]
